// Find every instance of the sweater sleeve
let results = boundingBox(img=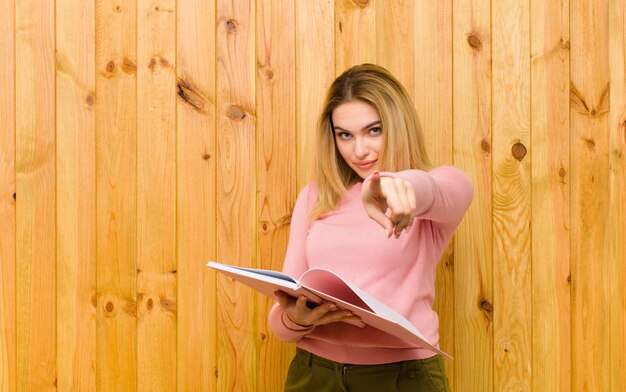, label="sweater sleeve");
[379,166,474,233]
[267,184,317,342]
